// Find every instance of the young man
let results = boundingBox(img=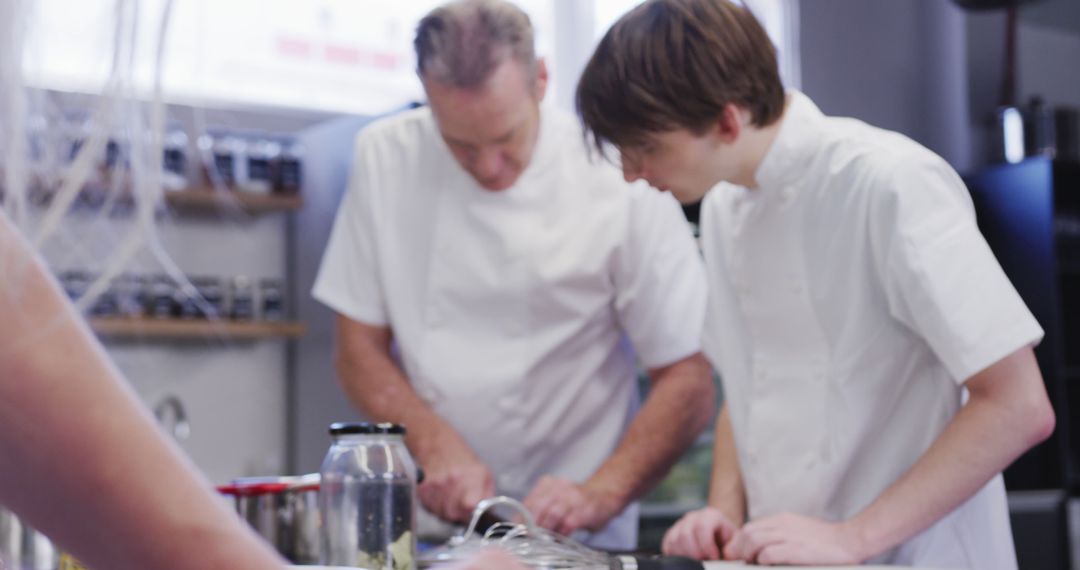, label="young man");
[576,0,1054,567]
[312,0,715,550]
